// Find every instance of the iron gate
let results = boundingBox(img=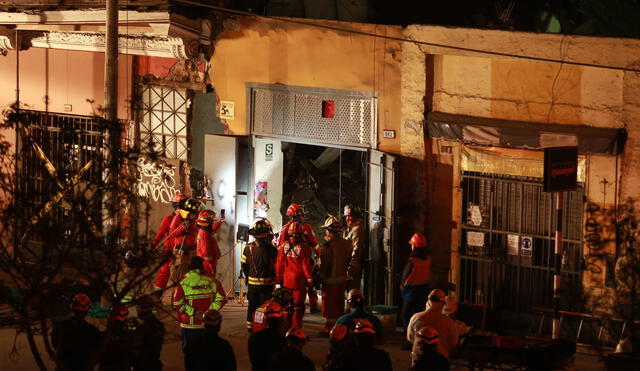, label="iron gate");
[459,172,584,314]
